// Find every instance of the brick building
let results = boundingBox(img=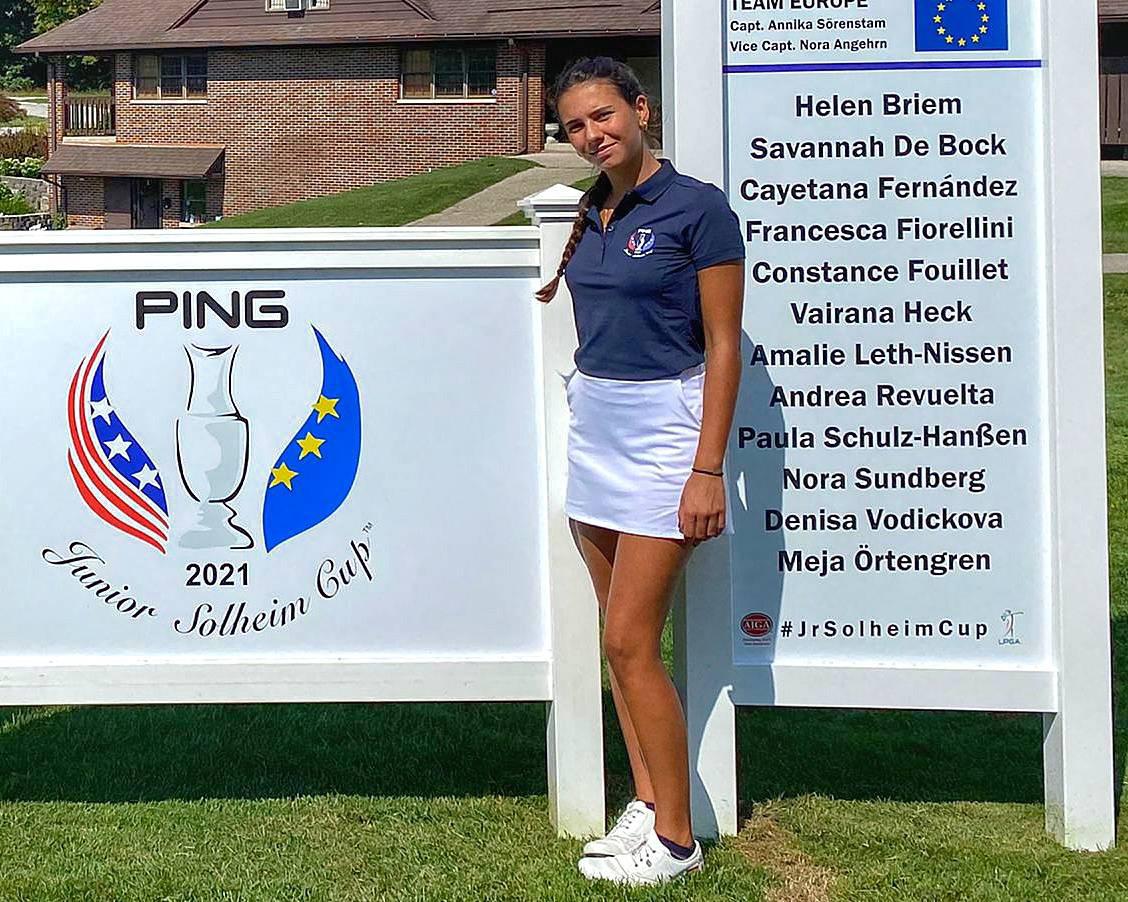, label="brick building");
[18,0,659,228]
